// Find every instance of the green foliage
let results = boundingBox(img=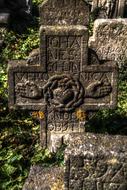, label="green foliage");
[3,29,39,60]
[0,1,47,189]
[0,116,37,190]
[31,143,65,167]
[86,72,127,134]
[33,0,44,5]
